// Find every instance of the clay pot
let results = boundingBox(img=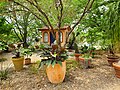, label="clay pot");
[25,58,31,65]
[79,57,91,69]
[107,55,119,66]
[46,61,66,84]
[113,63,120,78]
[12,57,24,71]
[52,44,58,50]
[75,53,81,61]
